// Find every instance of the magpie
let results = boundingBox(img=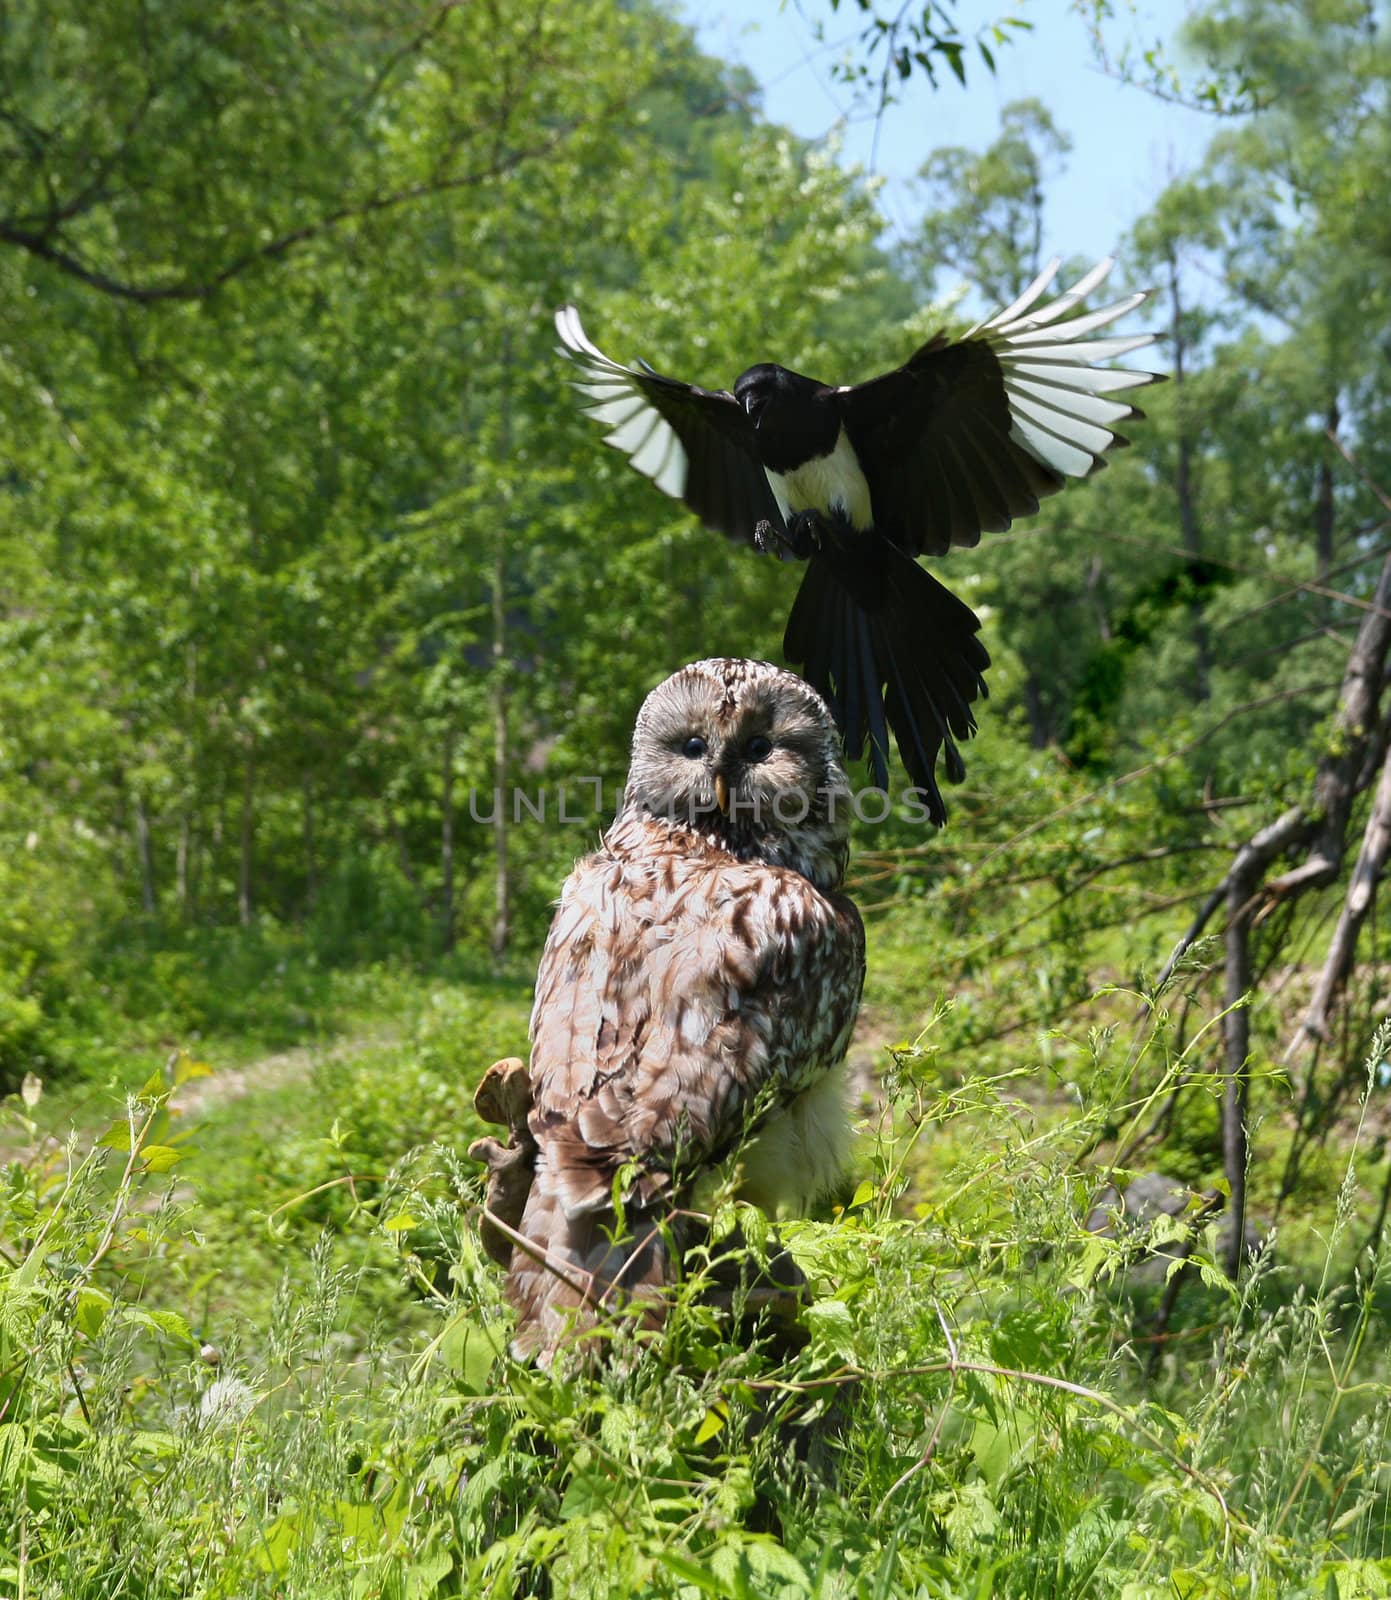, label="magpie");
[556,257,1161,823]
